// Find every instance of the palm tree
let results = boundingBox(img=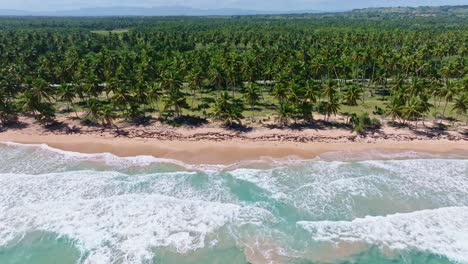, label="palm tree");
[105,77,120,98]
[134,82,150,107]
[407,77,424,97]
[34,102,56,125]
[163,90,189,118]
[100,105,118,128]
[402,97,422,127]
[212,91,244,126]
[275,103,294,126]
[304,80,320,104]
[19,92,40,115]
[391,74,406,94]
[243,83,262,118]
[343,84,363,106]
[84,99,103,123]
[440,81,458,119]
[272,82,290,105]
[385,95,404,123]
[417,93,433,126]
[187,69,204,109]
[161,70,183,93]
[287,82,303,105]
[452,93,467,122]
[20,77,55,123]
[0,101,19,125]
[24,77,51,103]
[324,95,341,121]
[298,101,314,122]
[322,80,338,101]
[112,87,132,112]
[148,82,163,111]
[58,84,78,117]
[209,65,226,92]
